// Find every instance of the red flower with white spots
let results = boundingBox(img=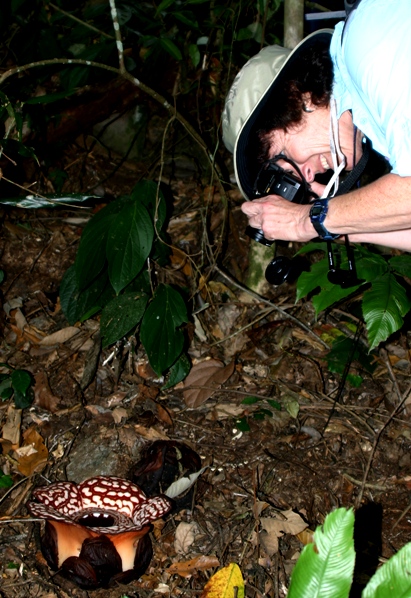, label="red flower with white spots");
[28,476,172,589]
